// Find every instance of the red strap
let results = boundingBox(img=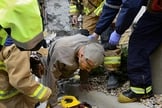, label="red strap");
[151,0,162,11]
